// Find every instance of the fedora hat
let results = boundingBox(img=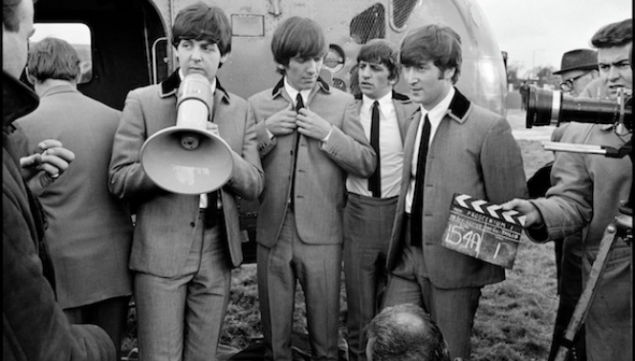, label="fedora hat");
[553,48,598,75]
